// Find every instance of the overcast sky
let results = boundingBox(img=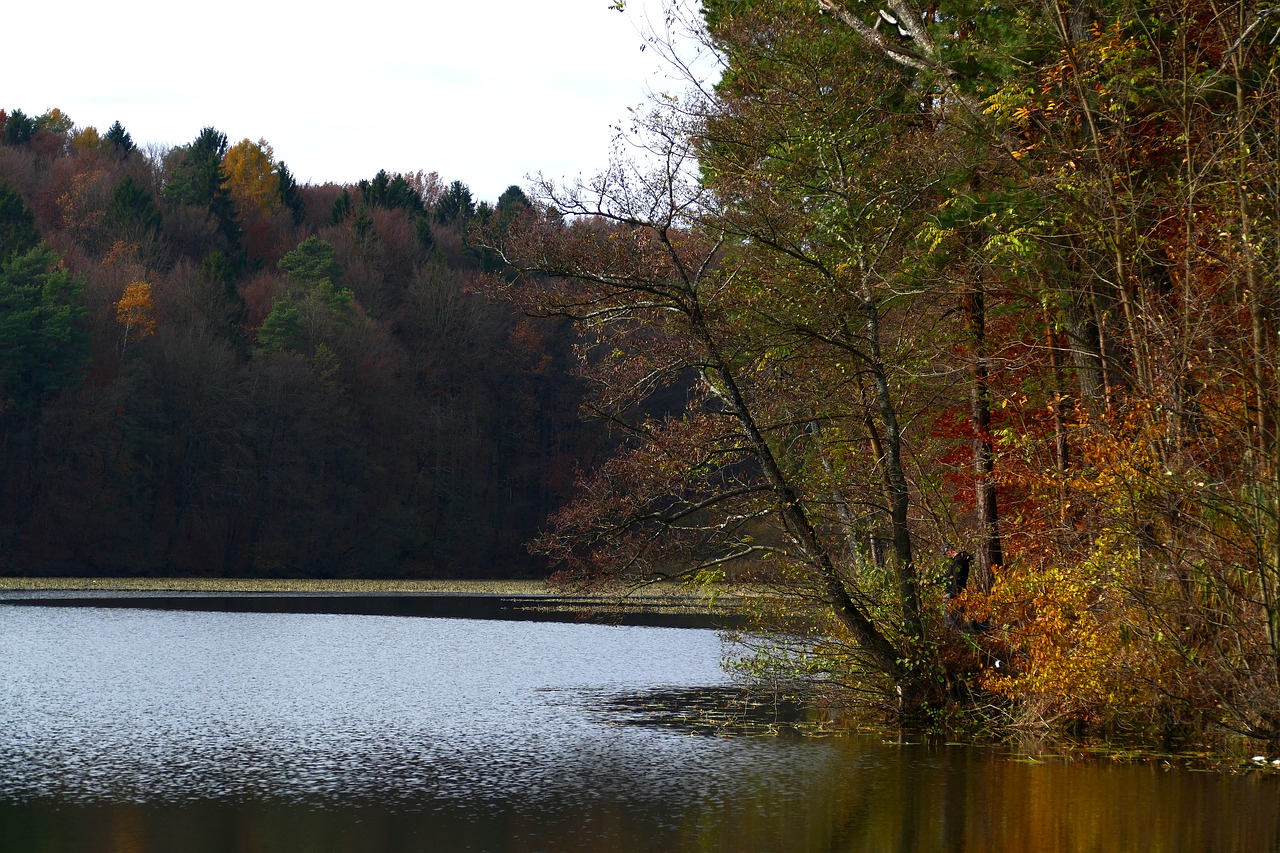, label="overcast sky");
[3,0,712,203]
